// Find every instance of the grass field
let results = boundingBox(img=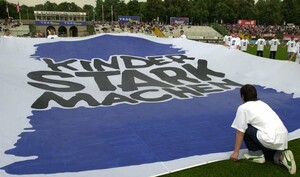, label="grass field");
[245,44,293,61]
[159,44,299,177]
[160,139,299,177]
